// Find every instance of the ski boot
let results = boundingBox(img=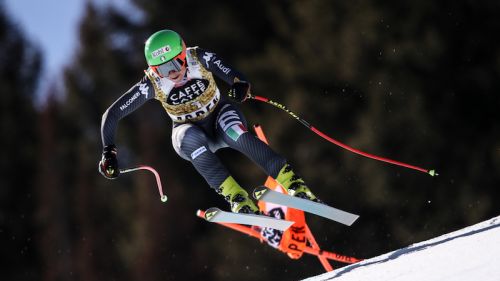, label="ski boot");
[217,176,260,214]
[276,164,320,202]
